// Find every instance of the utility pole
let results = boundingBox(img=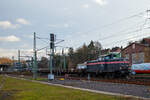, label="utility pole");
[62,48,66,70]
[48,33,55,80]
[18,50,21,66]
[99,48,101,58]
[31,57,33,68]
[12,56,14,66]
[33,32,37,79]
